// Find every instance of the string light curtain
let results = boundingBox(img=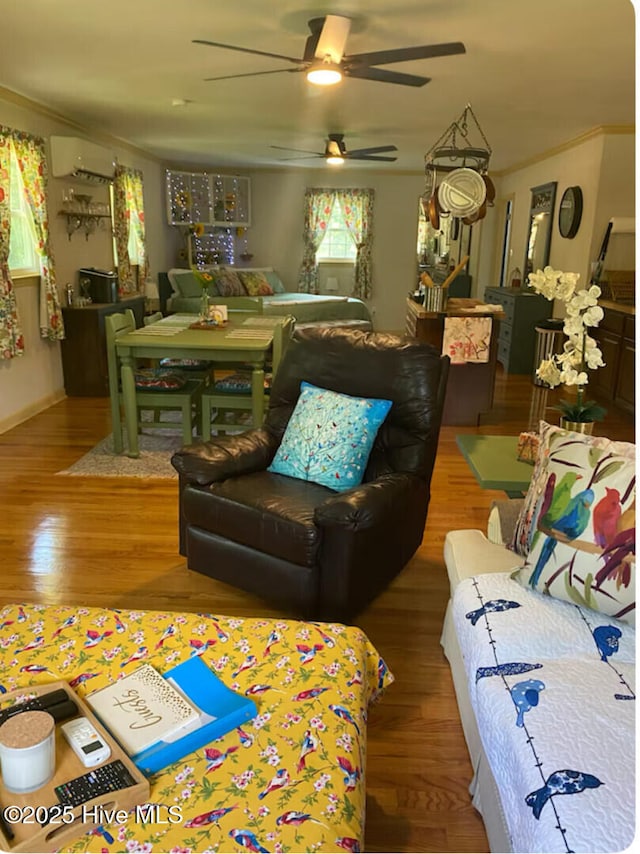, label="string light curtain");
[0,125,63,358]
[113,165,149,295]
[298,188,374,297]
